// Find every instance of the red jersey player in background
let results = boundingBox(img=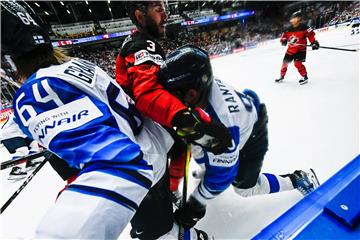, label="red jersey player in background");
[275,11,320,85]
